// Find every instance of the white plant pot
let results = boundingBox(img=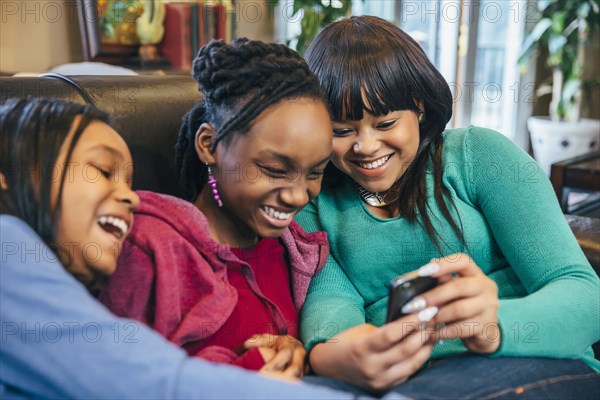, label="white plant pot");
[527,117,600,176]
